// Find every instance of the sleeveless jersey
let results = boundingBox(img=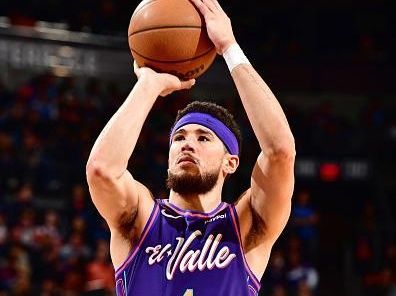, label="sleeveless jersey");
[114,199,261,296]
